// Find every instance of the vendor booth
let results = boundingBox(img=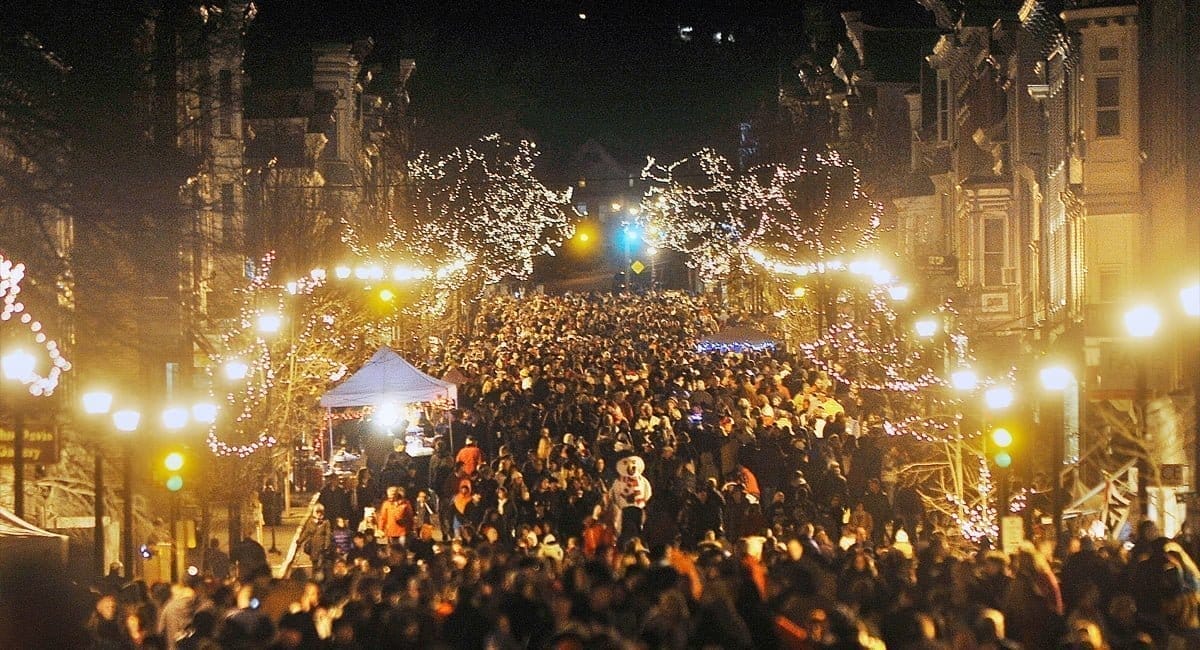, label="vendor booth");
[319,347,457,464]
[696,325,780,353]
[0,506,68,569]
